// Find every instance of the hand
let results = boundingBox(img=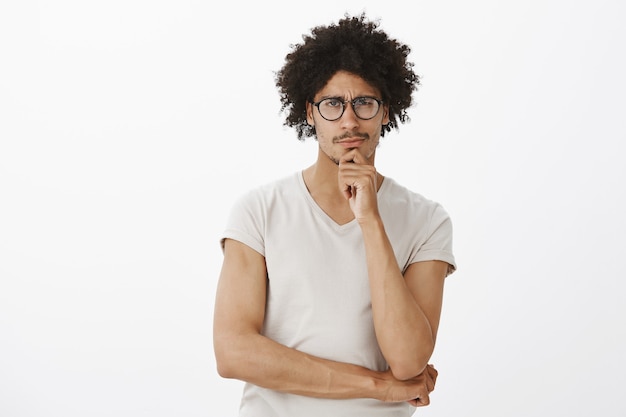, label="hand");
[338,149,380,222]
[378,364,438,407]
